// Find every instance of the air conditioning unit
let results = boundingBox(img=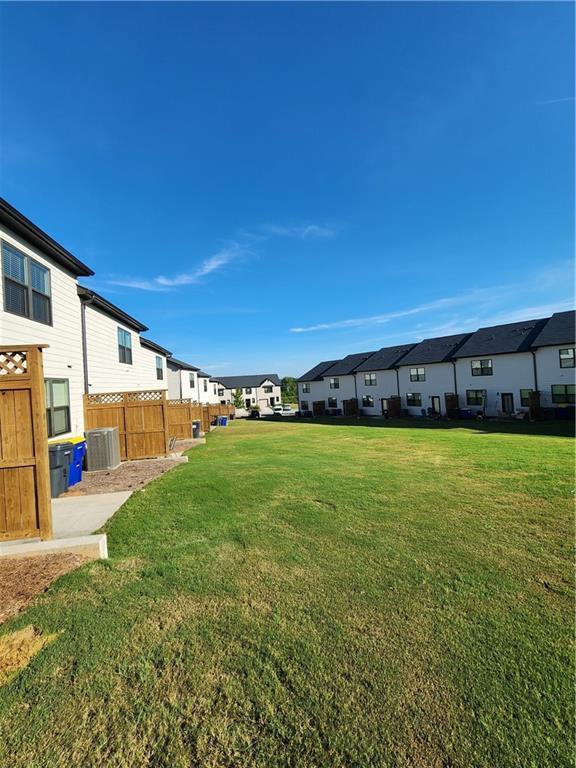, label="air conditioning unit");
[85,427,121,471]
